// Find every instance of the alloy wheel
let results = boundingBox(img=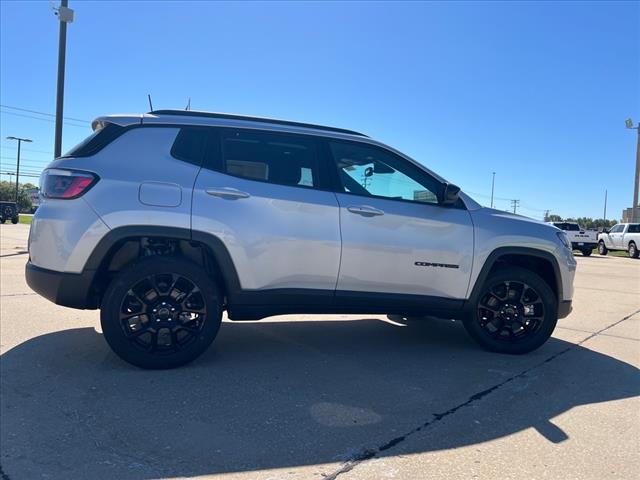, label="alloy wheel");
[477,280,545,342]
[119,273,207,354]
